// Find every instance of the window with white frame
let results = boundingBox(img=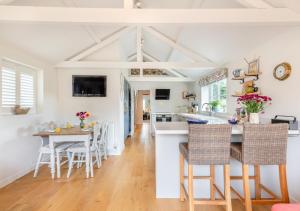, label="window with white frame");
[0,59,38,114]
[201,78,227,113]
